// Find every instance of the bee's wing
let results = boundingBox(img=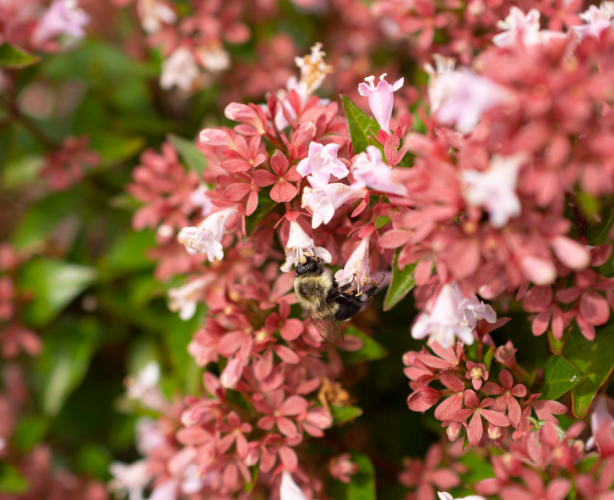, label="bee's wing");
[307,285,343,343]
